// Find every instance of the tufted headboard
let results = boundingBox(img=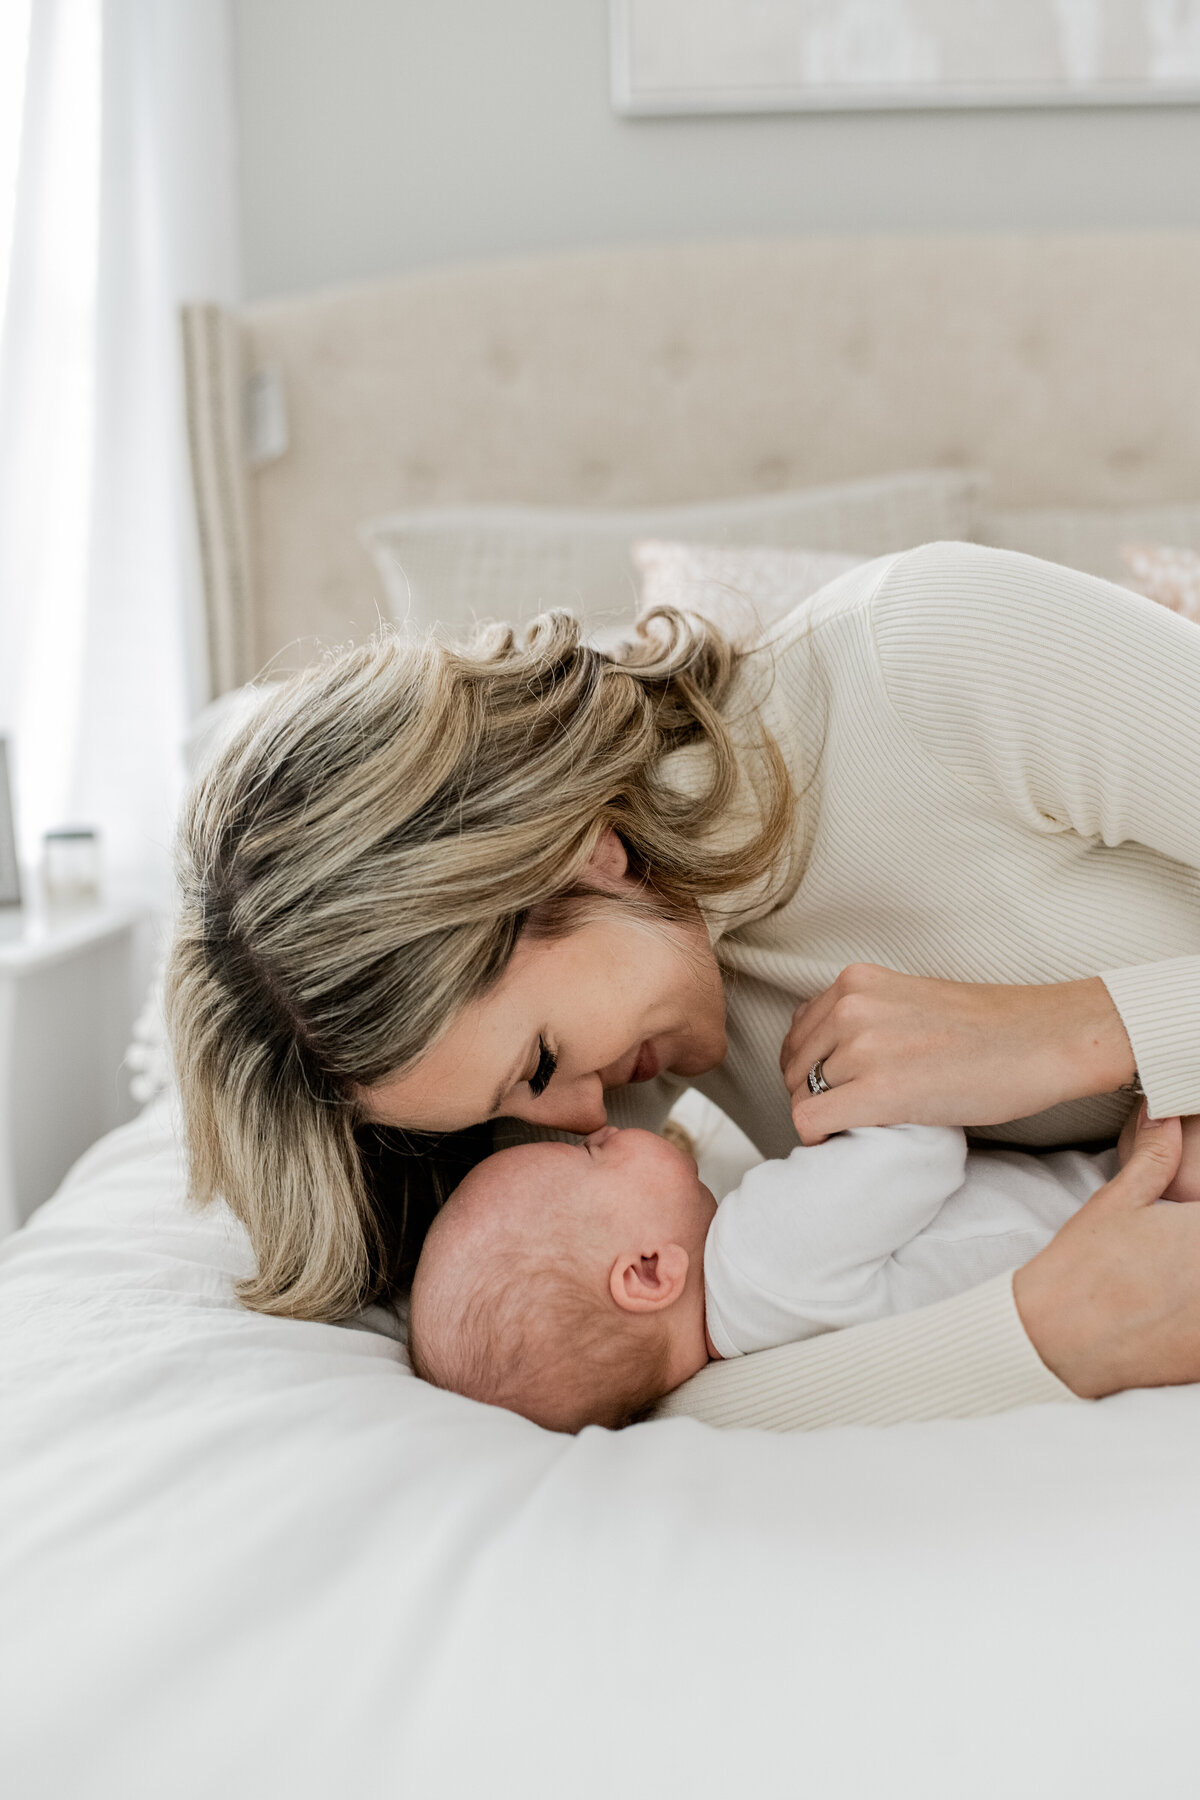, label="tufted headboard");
[183,233,1200,694]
